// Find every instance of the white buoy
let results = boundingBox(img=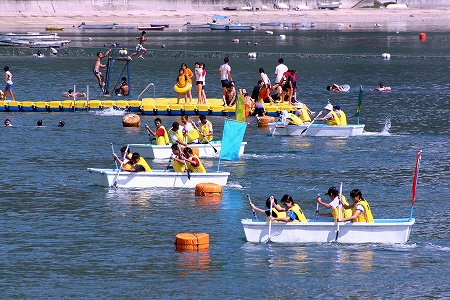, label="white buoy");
[232,39,240,43]
[279,34,286,39]
[265,31,273,35]
[382,53,391,60]
[247,52,257,59]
